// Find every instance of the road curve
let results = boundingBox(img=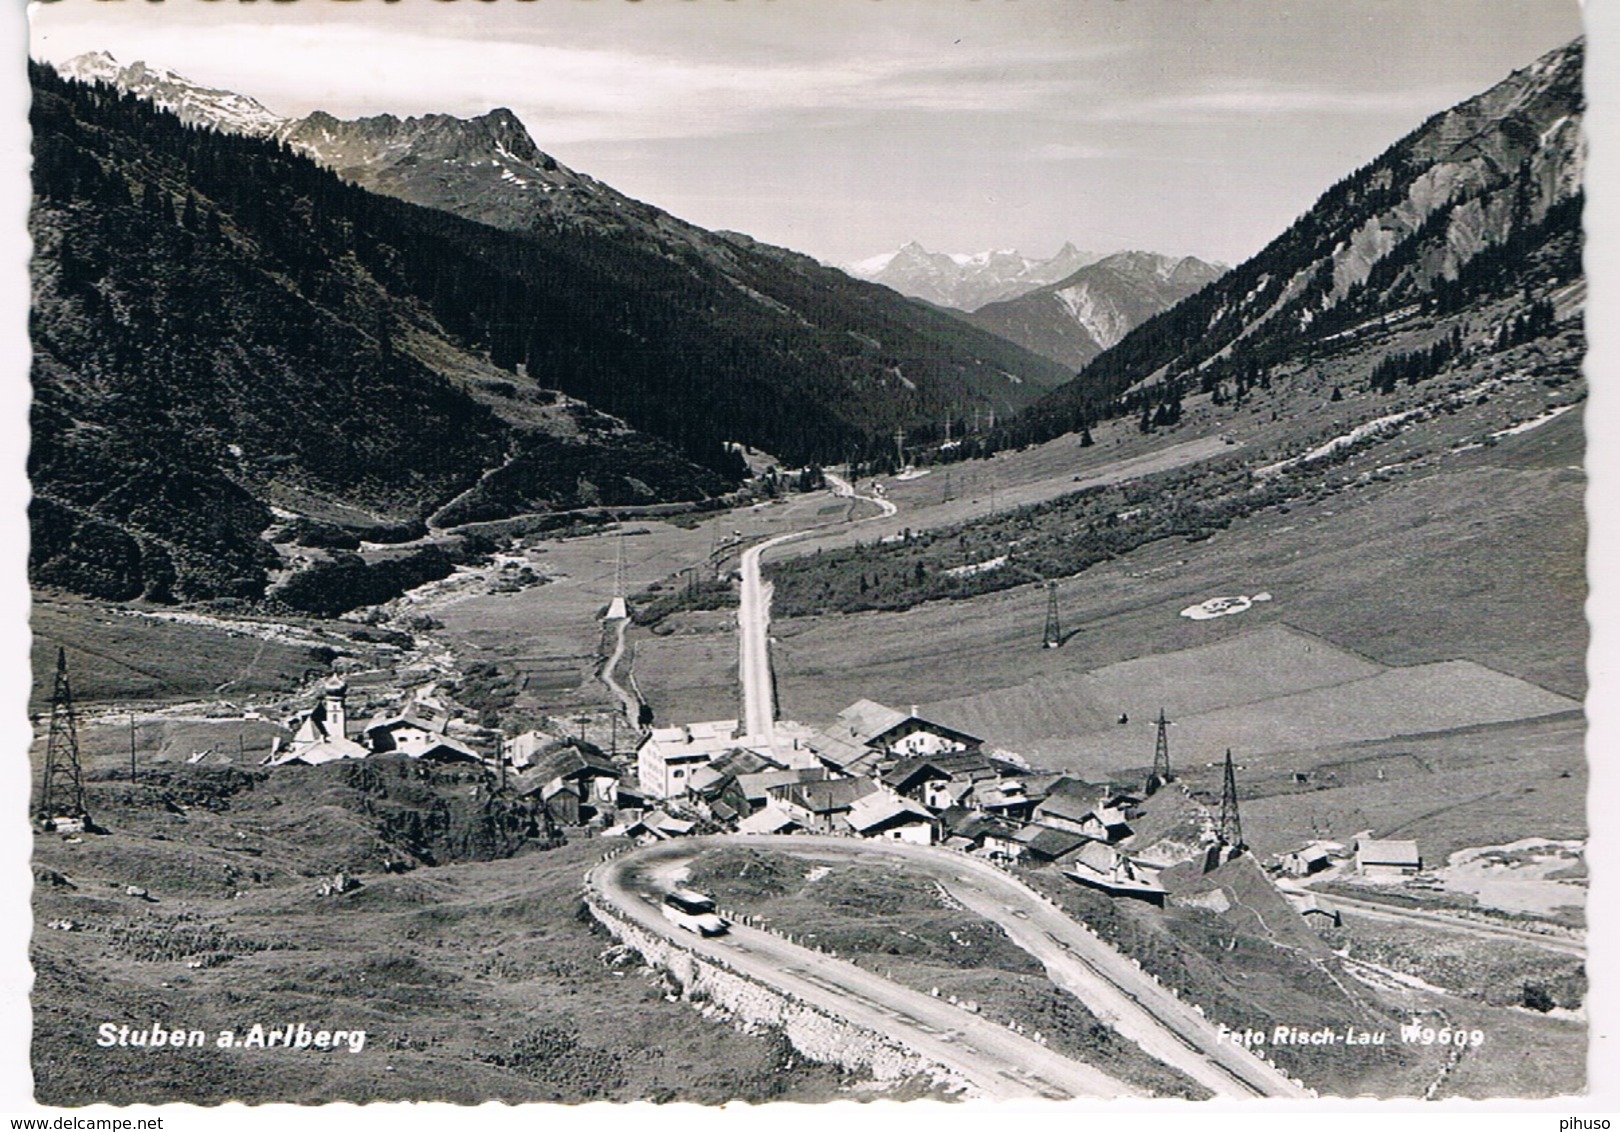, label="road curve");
[592,834,1311,1099]
[737,474,895,741]
[590,837,1142,1100]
